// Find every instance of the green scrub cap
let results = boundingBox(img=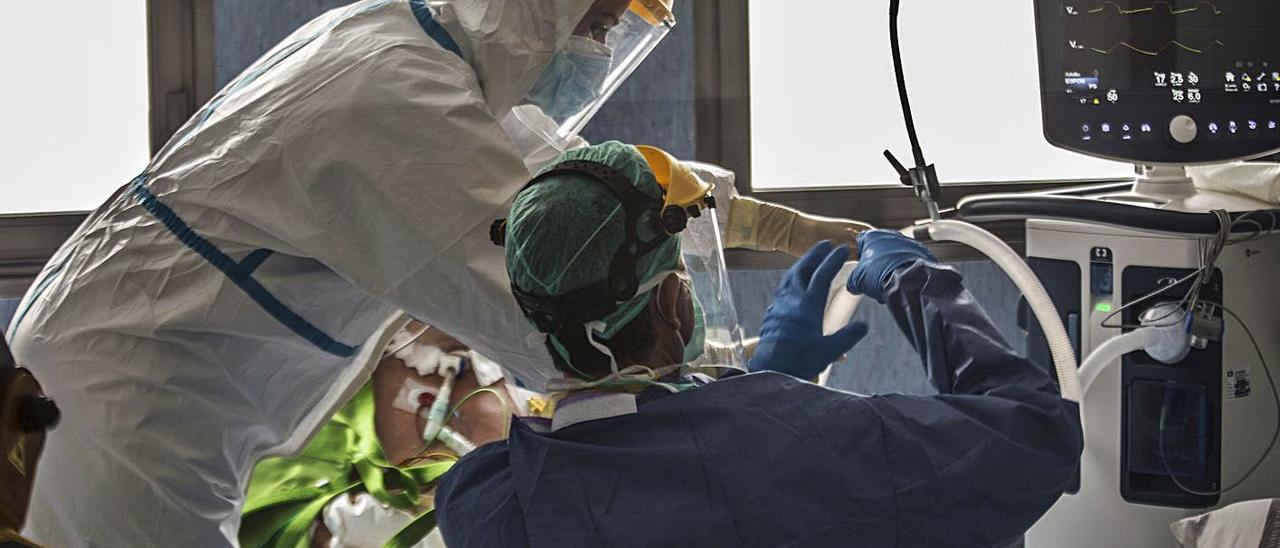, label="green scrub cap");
[505,141,682,370]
